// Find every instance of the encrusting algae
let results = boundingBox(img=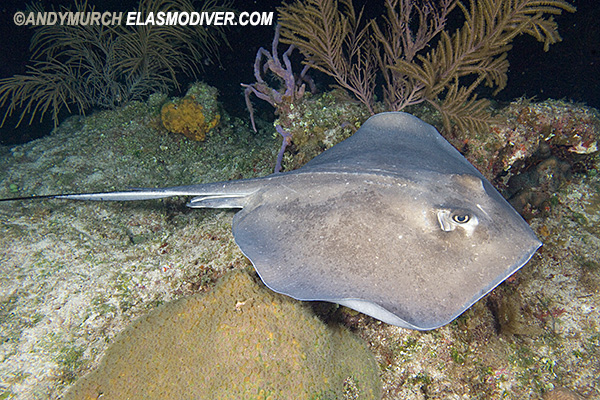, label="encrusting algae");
[63,269,380,400]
